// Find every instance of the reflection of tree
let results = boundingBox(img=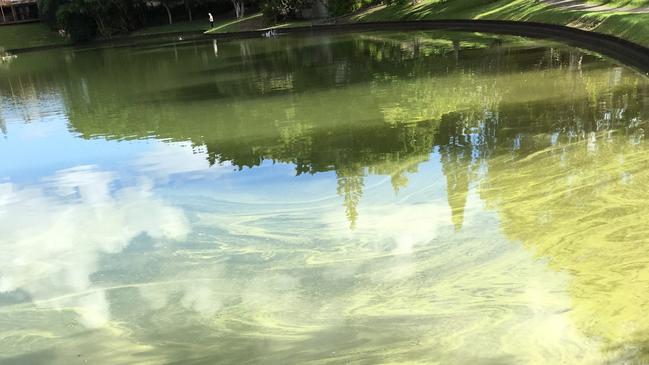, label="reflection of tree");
[436,112,473,231]
[424,65,649,356]
[336,165,364,229]
[478,130,649,360]
[472,71,649,359]
[2,32,647,229]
